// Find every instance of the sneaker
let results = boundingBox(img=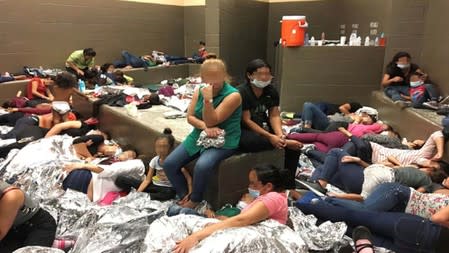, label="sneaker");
[352,226,374,253]
[394,100,411,109]
[439,96,449,104]
[423,101,439,110]
[301,144,316,154]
